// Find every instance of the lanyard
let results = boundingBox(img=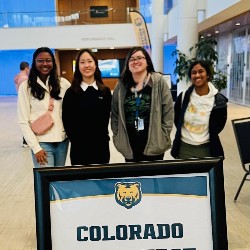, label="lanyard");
[132,74,149,131]
[132,73,149,121]
[134,90,142,120]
